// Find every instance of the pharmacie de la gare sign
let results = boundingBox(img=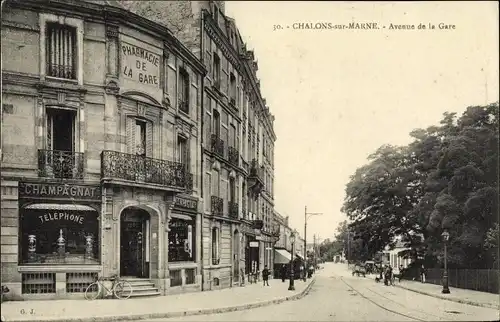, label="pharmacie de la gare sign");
[121,42,161,87]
